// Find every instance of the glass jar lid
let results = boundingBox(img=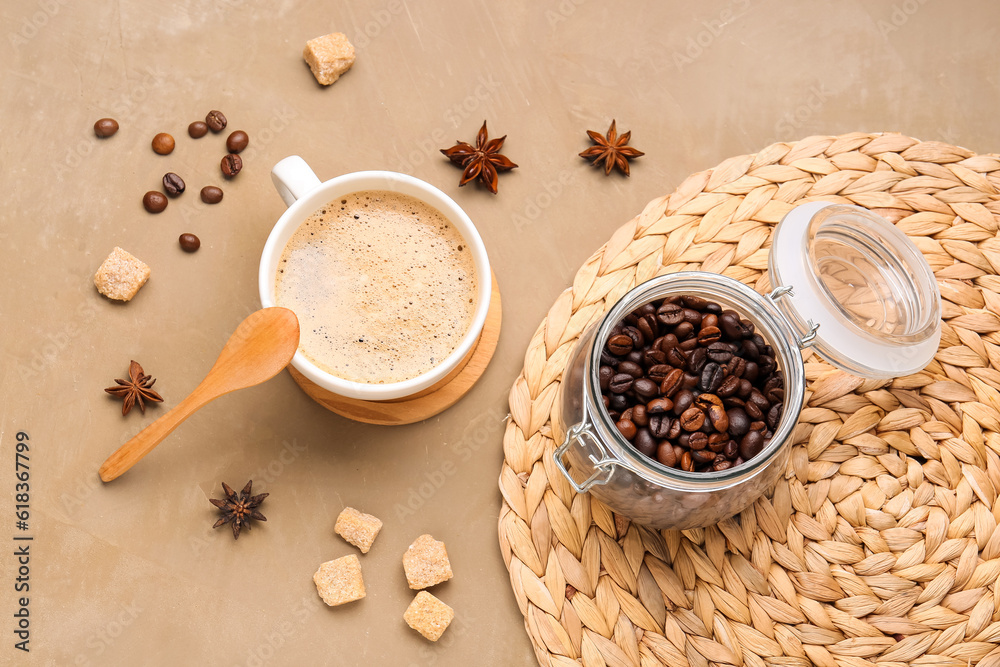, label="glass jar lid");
[769,202,941,378]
